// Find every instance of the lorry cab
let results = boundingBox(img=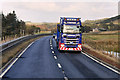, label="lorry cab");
[56,17,83,51]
